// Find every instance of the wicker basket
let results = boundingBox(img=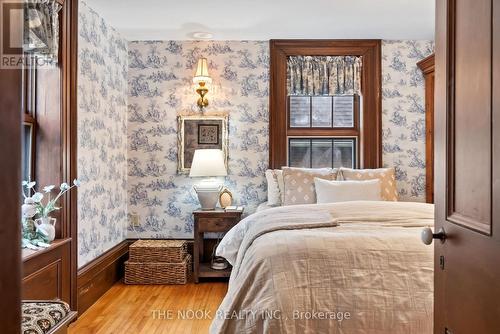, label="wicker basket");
[124,255,192,285]
[129,240,187,263]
